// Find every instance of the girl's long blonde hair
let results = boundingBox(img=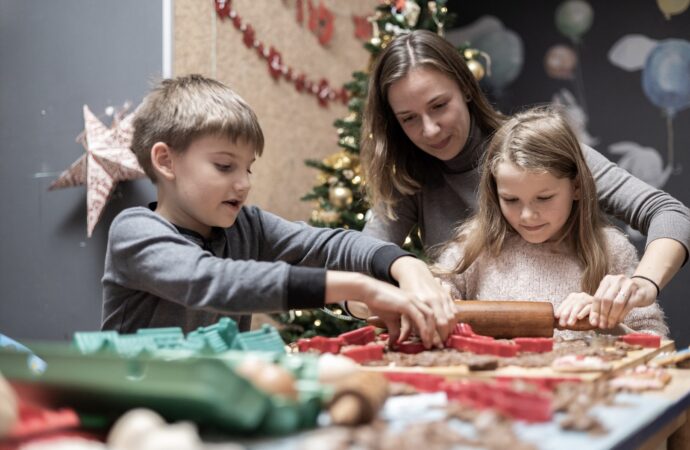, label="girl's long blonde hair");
[434,106,609,294]
[361,30,505,220]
